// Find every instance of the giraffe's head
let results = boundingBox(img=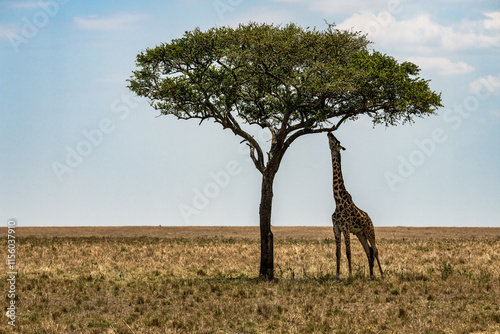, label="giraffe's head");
[327,132,346,153]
